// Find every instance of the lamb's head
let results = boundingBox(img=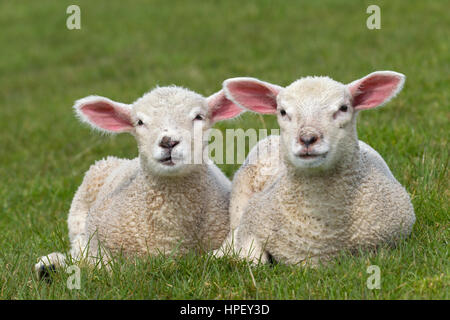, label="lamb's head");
[224,71,405,172]
[74,86,242,176]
